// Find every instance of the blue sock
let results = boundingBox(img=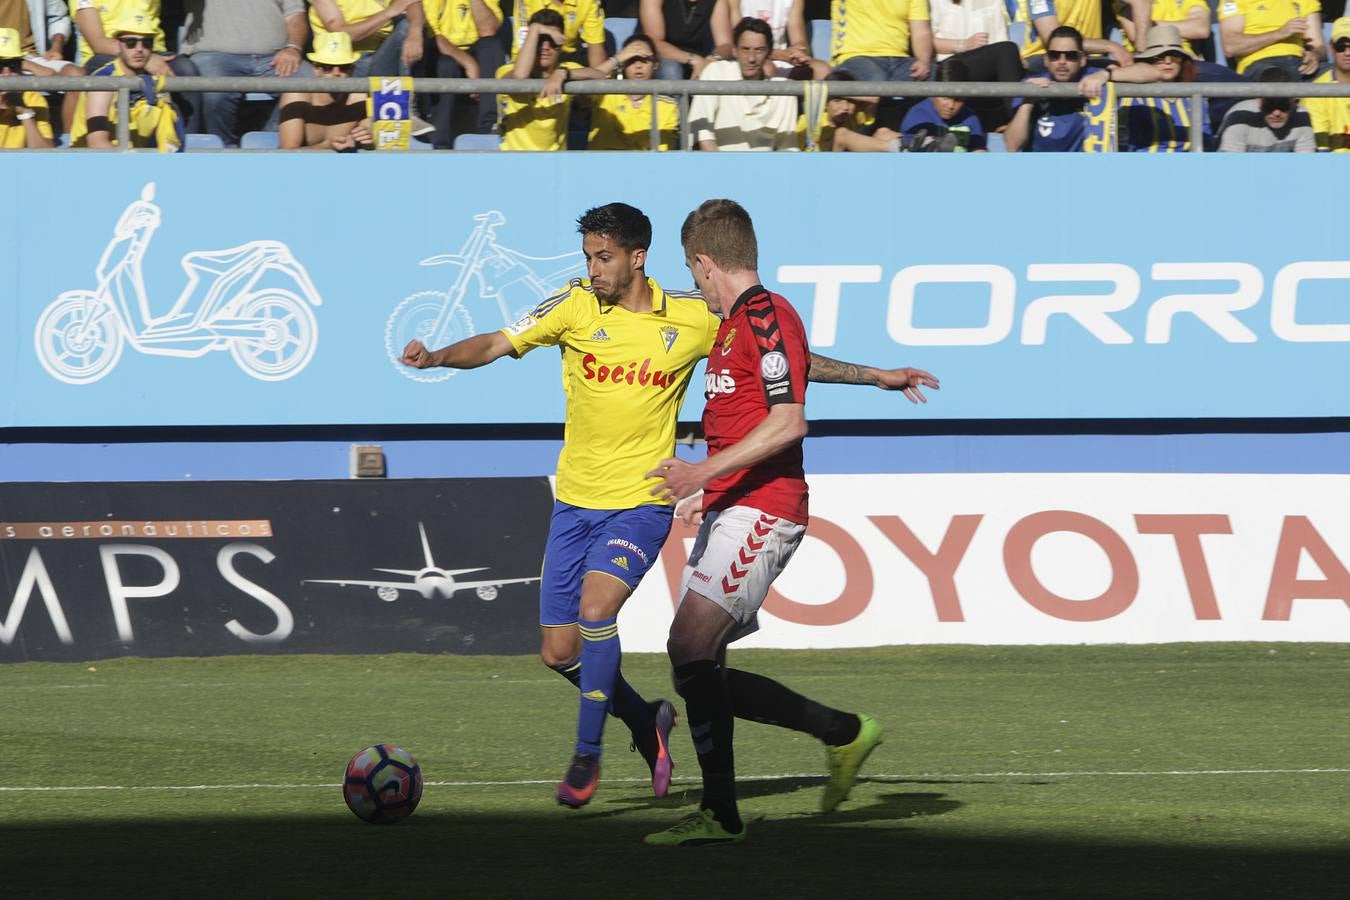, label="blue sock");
[552,657,649,733]
[576,616,621,756]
